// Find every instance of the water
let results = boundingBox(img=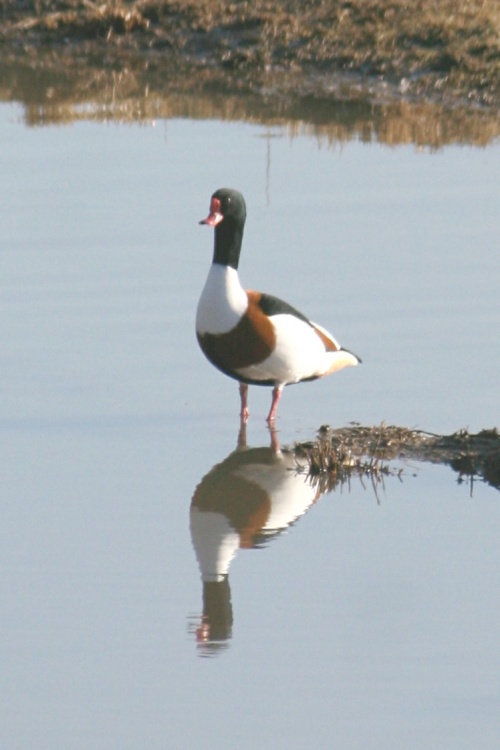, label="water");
[1,101,499,749]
